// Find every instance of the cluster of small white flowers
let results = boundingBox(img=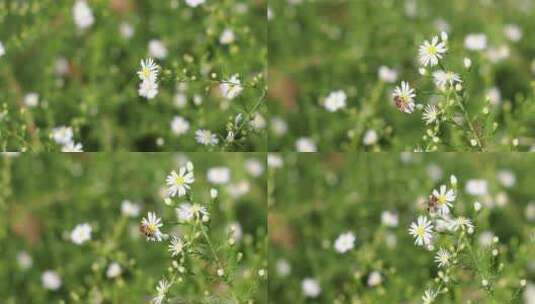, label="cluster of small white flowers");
[137,58,159,99]
[50,126,83,152]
